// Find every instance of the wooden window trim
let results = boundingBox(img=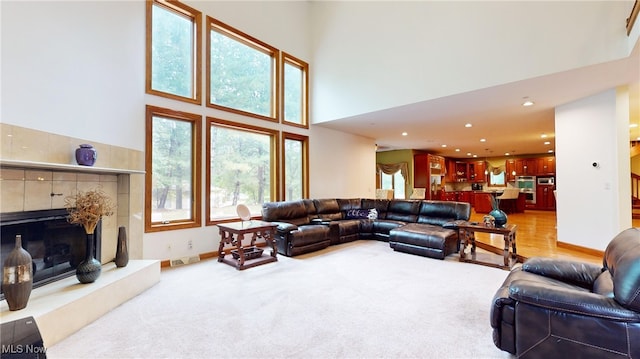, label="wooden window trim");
[206,117,280,225]
[146,0,202,104]
[282,132,309,200]
[281,52,309,129]
[206,16,279,123]
[145,105,202,232]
